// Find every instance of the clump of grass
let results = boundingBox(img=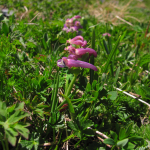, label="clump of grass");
[87,0,150,25]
